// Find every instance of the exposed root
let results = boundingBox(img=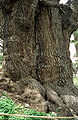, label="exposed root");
[1,76,78,116]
